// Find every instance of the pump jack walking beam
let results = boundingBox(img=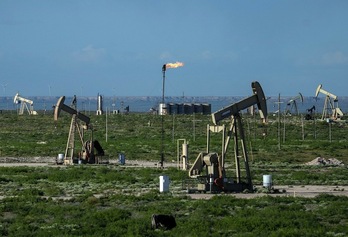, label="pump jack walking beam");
[212,82,267,125]
[54,96,90,125]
